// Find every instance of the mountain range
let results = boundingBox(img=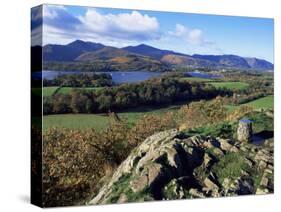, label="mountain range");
[41,40,274,71]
